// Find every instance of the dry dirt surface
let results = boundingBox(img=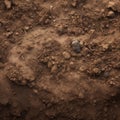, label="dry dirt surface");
[0,0,120,120]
